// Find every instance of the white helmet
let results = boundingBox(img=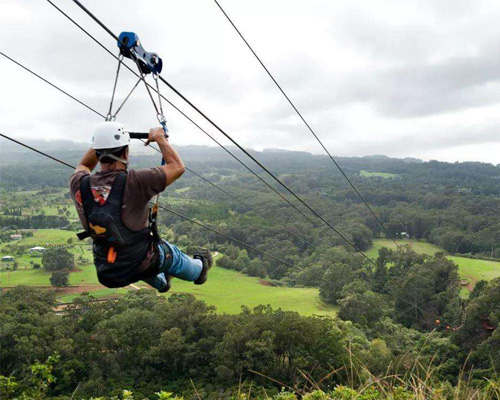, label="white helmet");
[92,121,130,150]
